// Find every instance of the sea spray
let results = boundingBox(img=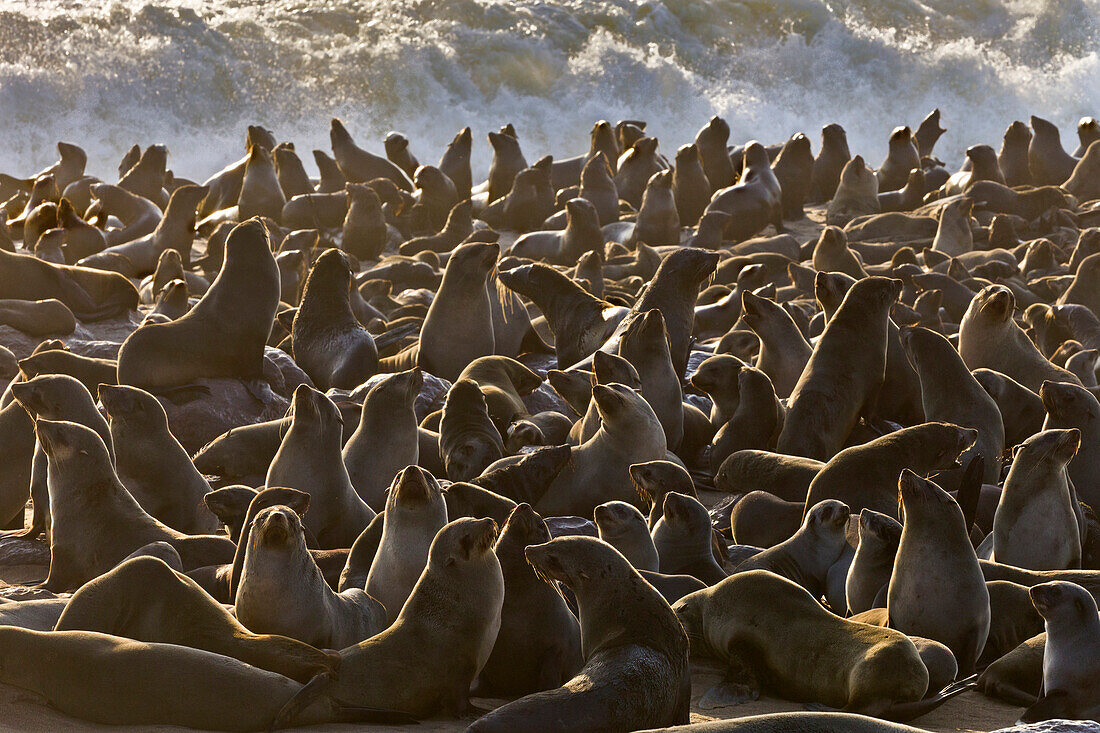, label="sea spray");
[0,0,1096,180]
